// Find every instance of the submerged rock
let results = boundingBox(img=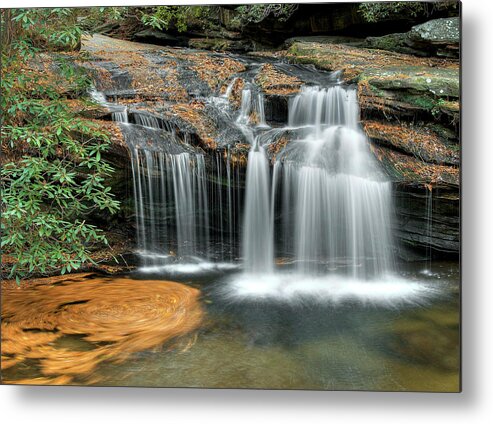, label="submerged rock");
[389,325,459,371]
